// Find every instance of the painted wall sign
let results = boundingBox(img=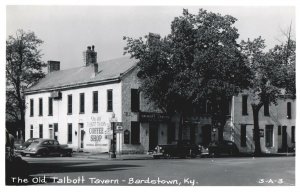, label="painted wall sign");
[86,116,109,147]
[139,112,170,122]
